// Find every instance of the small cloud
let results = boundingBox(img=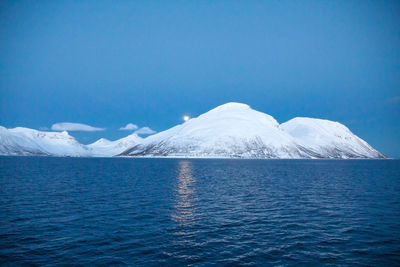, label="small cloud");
[39,127,49,131]
[119,123,138,131]
[134,126,156,135]
[387,96,400,105]
[51,122,105,132]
